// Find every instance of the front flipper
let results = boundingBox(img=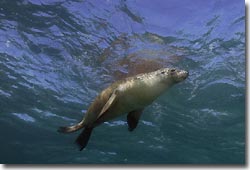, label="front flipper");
[127,109,143,131]
[97,89,118,119]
